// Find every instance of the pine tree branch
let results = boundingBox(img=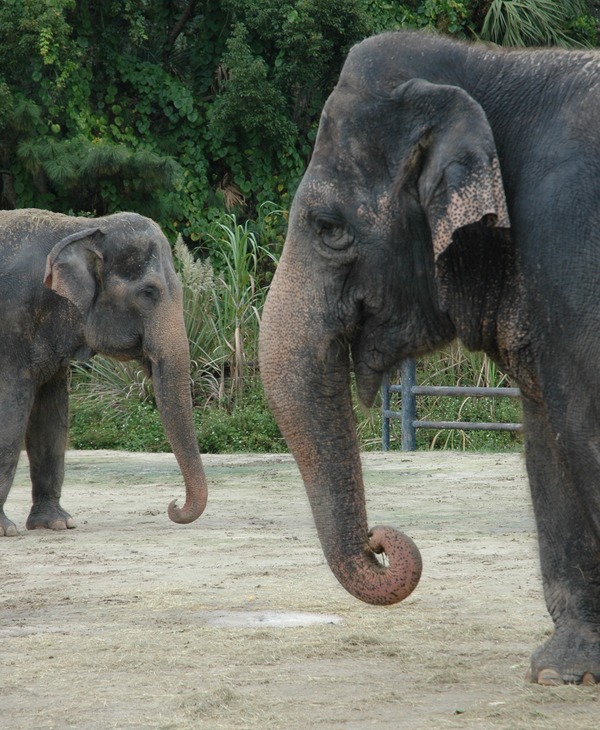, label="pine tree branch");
[164,0,198,59]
